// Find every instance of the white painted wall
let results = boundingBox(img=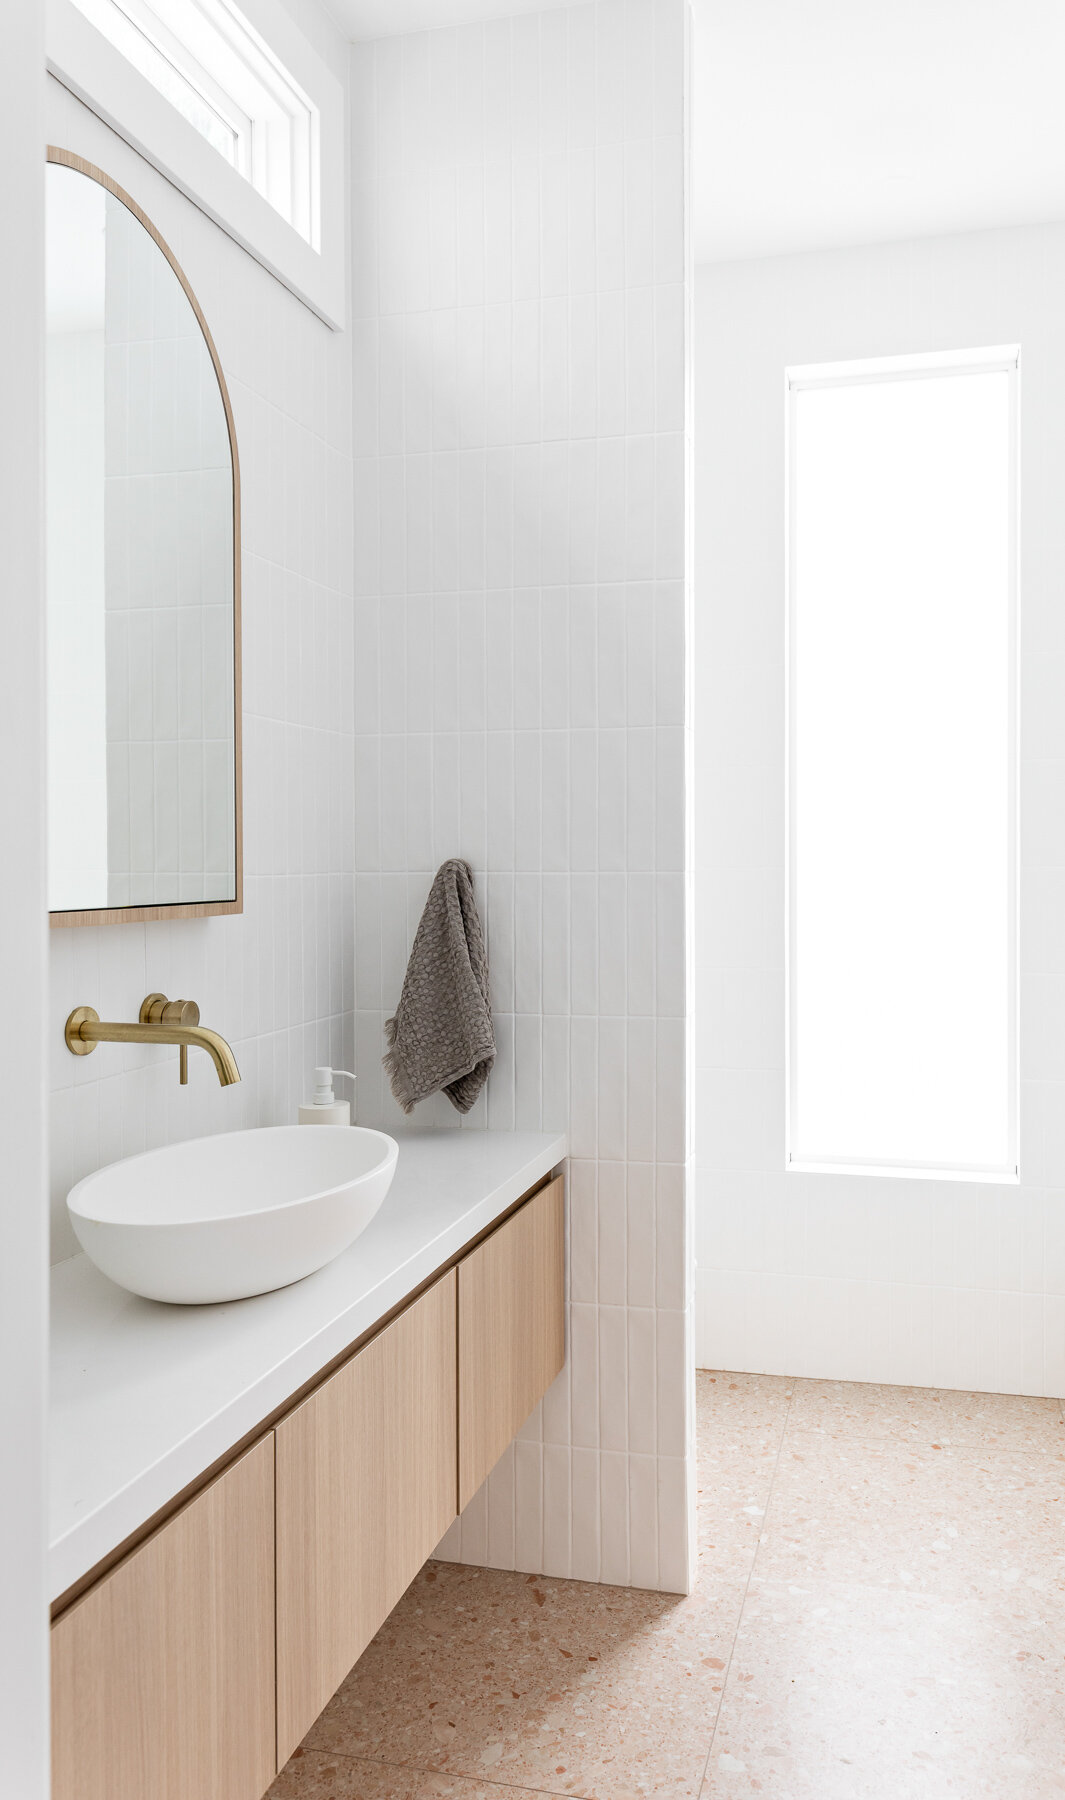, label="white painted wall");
[0,5,50,1792]
[695,226,1065,1398]
[350,0,695,1592]
[48,47,355,1264]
